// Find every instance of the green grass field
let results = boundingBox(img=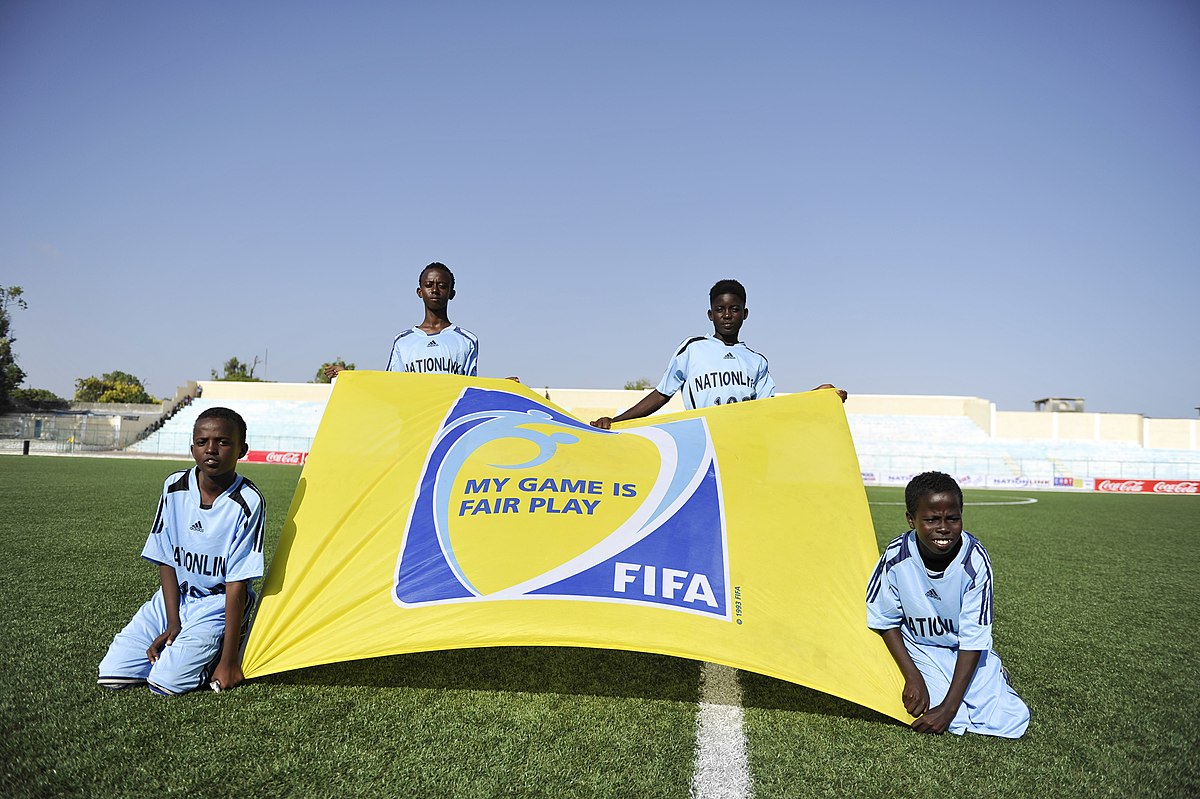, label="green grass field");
[1,455,1197,798]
